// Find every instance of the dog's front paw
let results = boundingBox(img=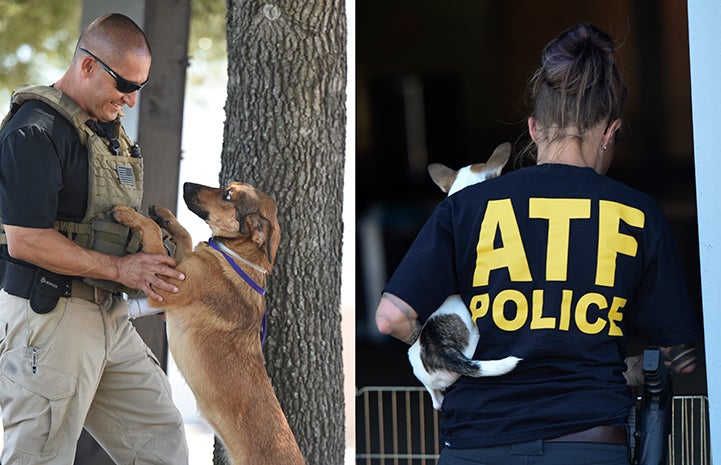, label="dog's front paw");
[111,204,138,225]
[148,205,177,228]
